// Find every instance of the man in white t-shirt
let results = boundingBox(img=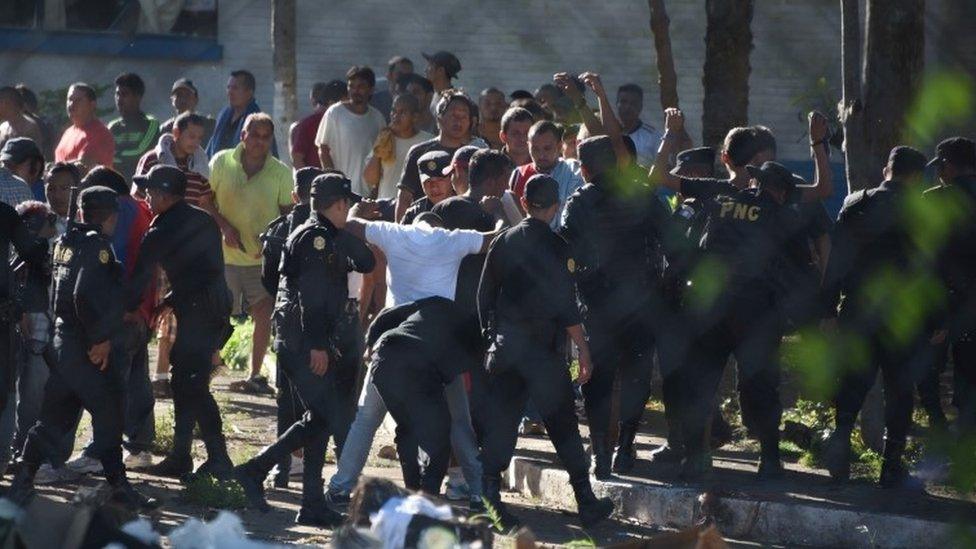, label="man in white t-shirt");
[617,83,662,168]
[316,66,386,196]
[325,205,496,508]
